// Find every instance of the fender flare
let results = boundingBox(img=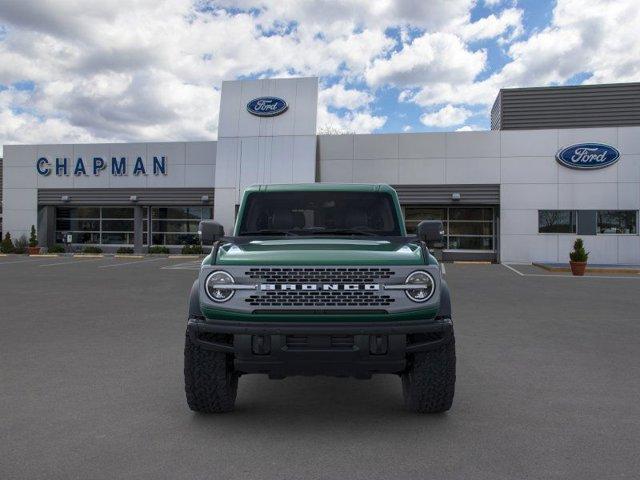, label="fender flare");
[437,279,452,319]
[188,279,203,318]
